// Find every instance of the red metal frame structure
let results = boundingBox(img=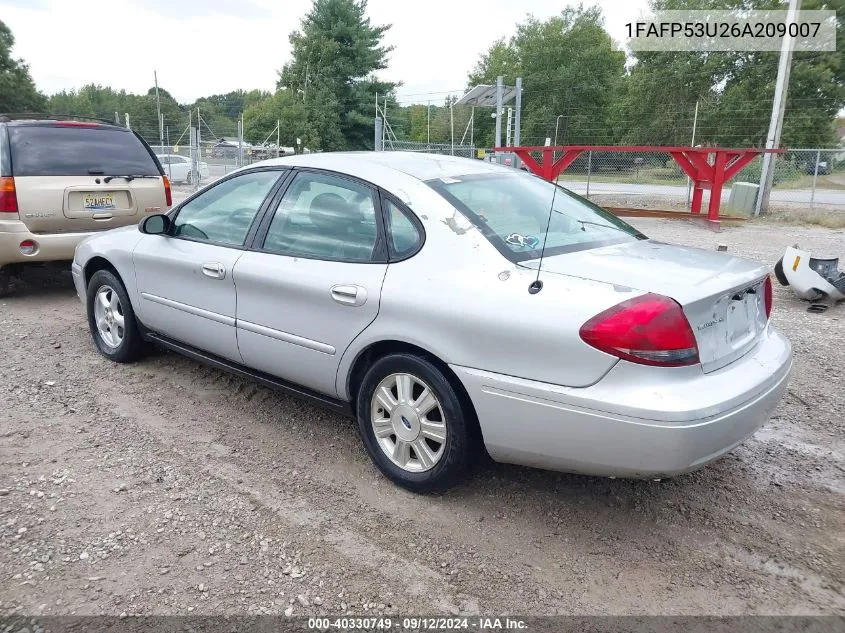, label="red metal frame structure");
[495,145,785,227]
